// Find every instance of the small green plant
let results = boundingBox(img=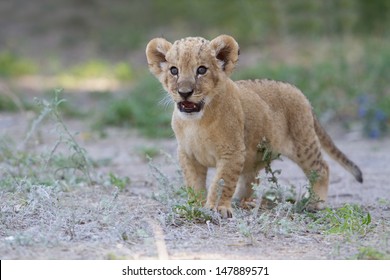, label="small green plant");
[292,170,322,213]
[257,138,322,212]
[256,138,286,205]
[257,138,282,184]
[108,172,131,191]
[33,89,94,185]
[255,138,299,208]
[41,90,87,118]
[172,187,214,223]
[108,173,131,191]
[309,204,373,236]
